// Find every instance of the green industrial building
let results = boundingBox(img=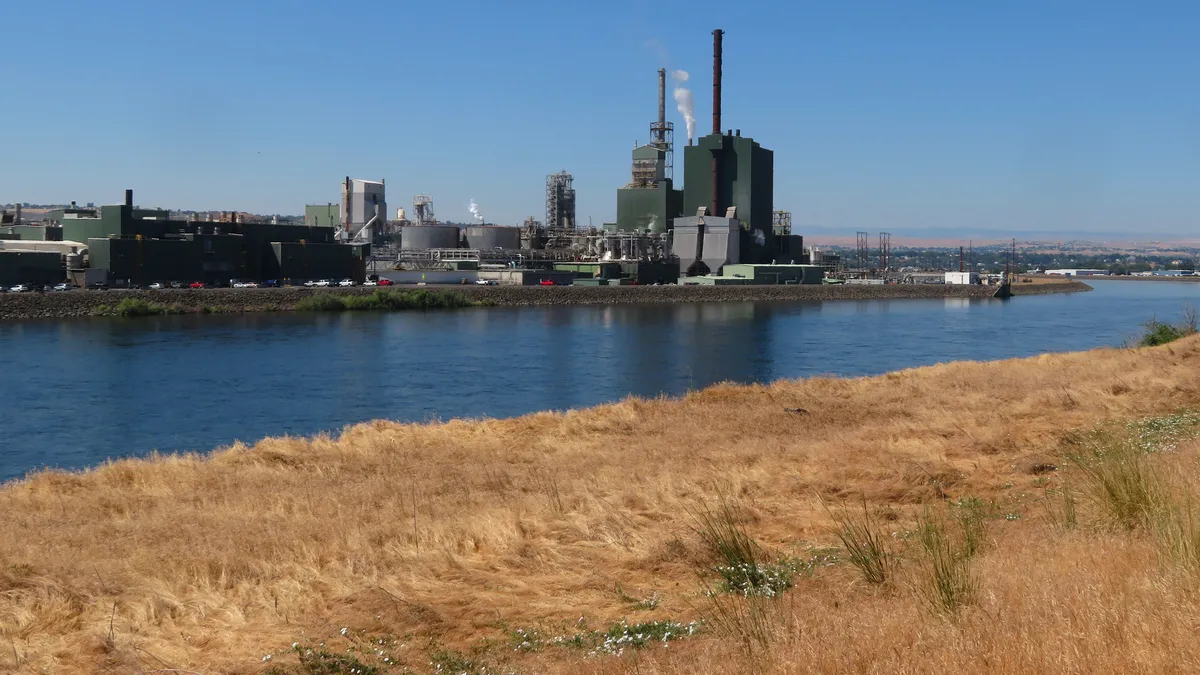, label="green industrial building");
[76,190,361,285]
[0,251,62,285]
[616,146,684,233]
[304,204,340,228]
[682,132,774,240]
